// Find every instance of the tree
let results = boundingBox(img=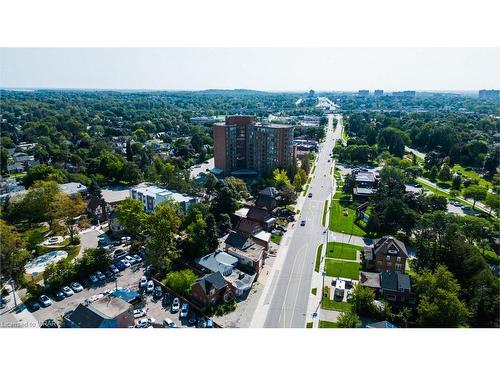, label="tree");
[49,192,86,241]
[205,214,220,254]
[377,127,409,157]
[226,177,249,200]
[438,164,452,181]
[429,166,439,181]
[336,310,362,328]
[350,284,376,317]
[184,207,208,258]
[164,269,197,295]
[463,185,487,209]
[212,180,240,217]
[217,213,232,235]
[273,169,292,190]
[125,140,134,162]
[115,197,147,237]
[143,201,181,271]
[203,173,218,196]
[0,220,30,282]
[414,265,470,327]
[484,193,499,216]
[451,174,462,191]
[23,164,66,187]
